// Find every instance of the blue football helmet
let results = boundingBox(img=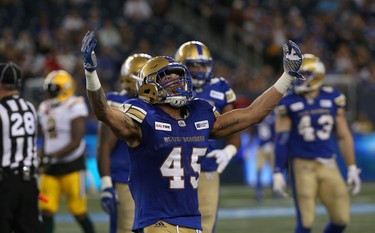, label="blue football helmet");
[138,56,195,107]
[294,54,325,94]
[175,41,213,88]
